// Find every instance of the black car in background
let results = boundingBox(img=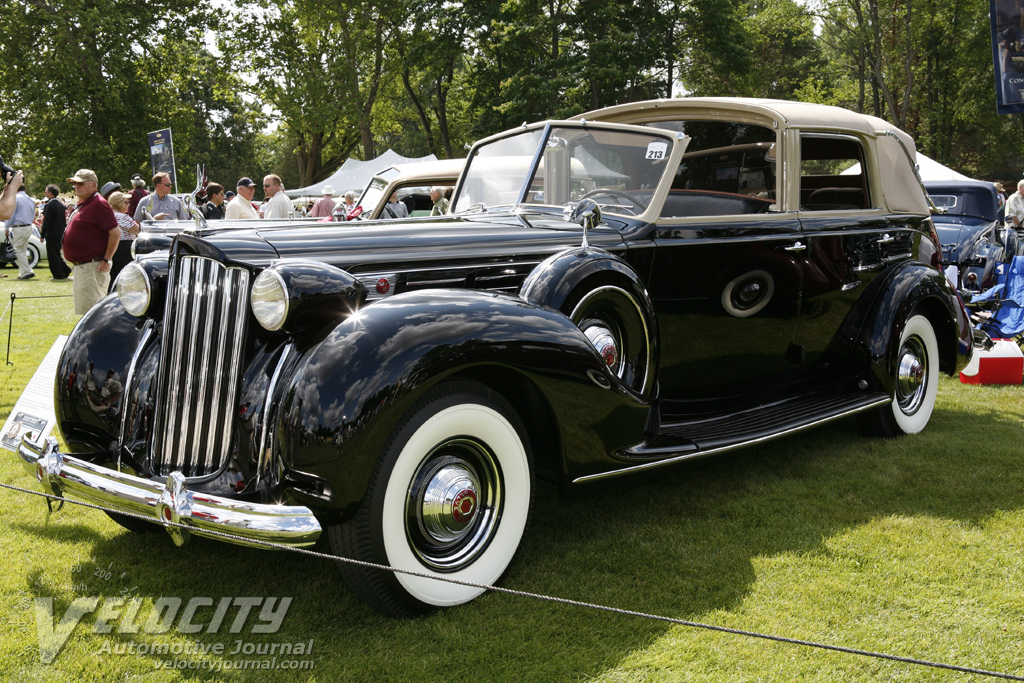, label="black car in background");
[926,179,1022,294]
